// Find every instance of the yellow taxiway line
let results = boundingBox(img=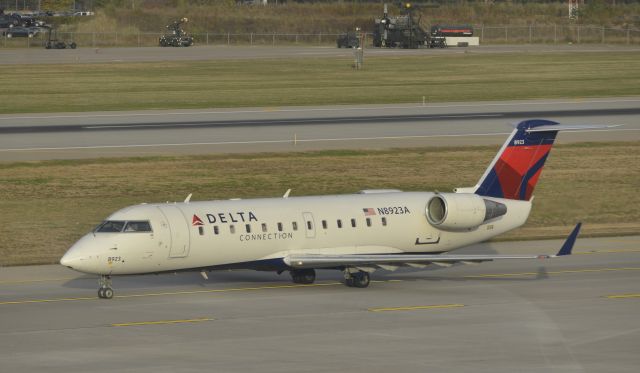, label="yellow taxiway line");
[605,293,640,299]
[573,249,640,255]
[465,267,640,279]
[1,265,639,306]
[0,277,79,285]
[112,317,214,327]
[0,280,395,305]
[369,304,465,312]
